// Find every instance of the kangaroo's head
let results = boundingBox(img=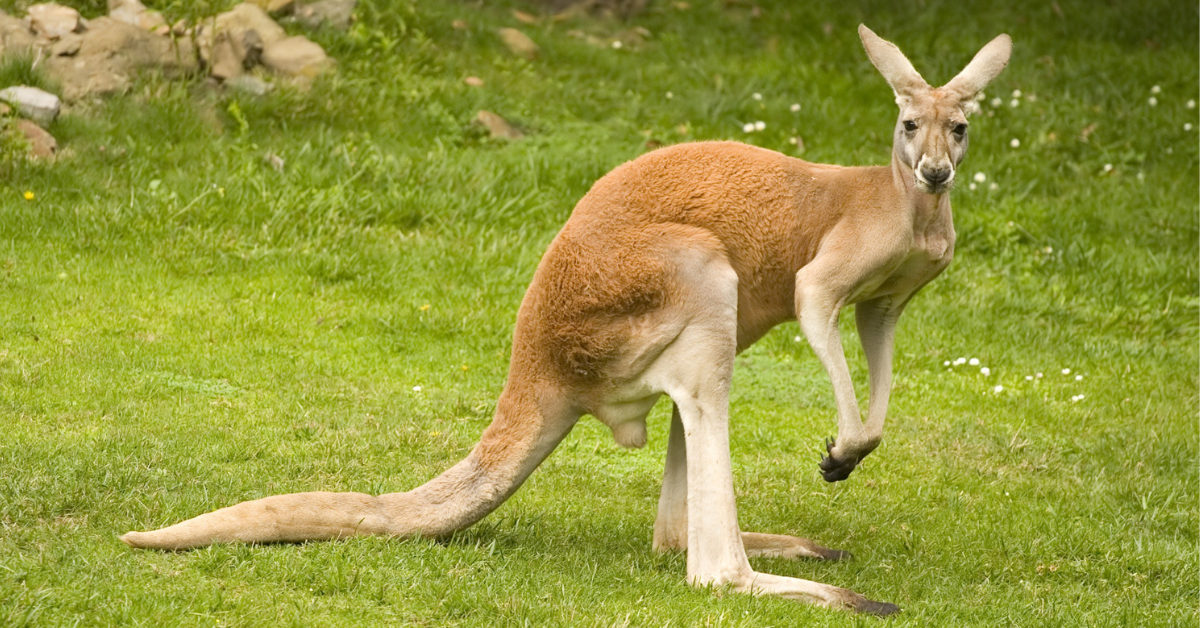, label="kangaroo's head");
[859,25,1012,195]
